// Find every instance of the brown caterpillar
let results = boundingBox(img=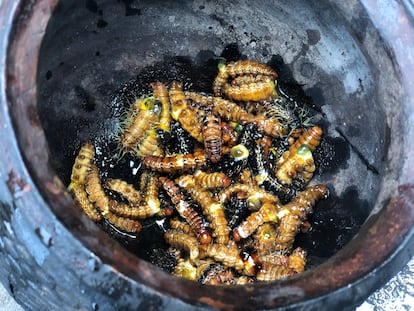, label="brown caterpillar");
[119,98,159,155]
[273,184,328,251]
[70,185,102,222]
[233,203,279,242]
[230,74,270,86]
[199,243,244,271]
[159,176,212,244]
[225,60,278,80]
[213,62,230,96]
[135,129,164,158]
[193,170,231,188]
[142,171,161,212]
[142,150,208,173]
[169,81,204,142]
[150,81,171,133]
[164,229,200,261]
[289,247,307,273]
[222,78,276,102]
[68,141,95,190]
[185,91,253,124]
[177,175,230,245]
[221,121,239,146]
[219,183,279,206]
[256,262,295,281]
[276,144,315,185]
[202,114,223,163]
[169,217,196,237]
[85,165,111,213]
[103,209,142,233]
[86,165,142,232]
[173,258,198,281]
[252,115,287,138]
[277,125,323,166]
[105,178,141,205]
